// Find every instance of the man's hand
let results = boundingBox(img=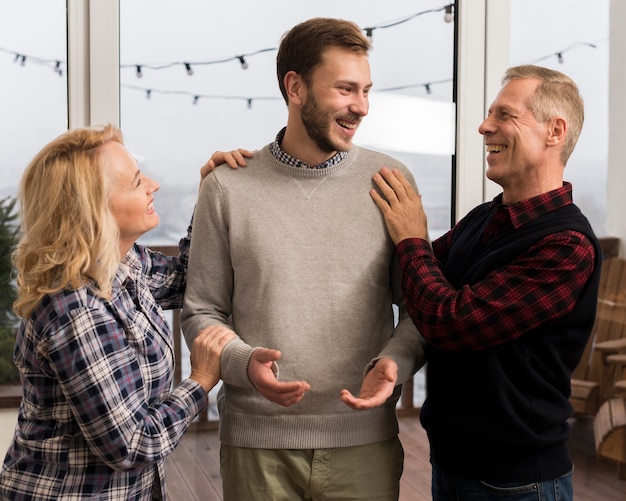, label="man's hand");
[370,167,429,244]
[340,357,398,410]
[248,348,310,407]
